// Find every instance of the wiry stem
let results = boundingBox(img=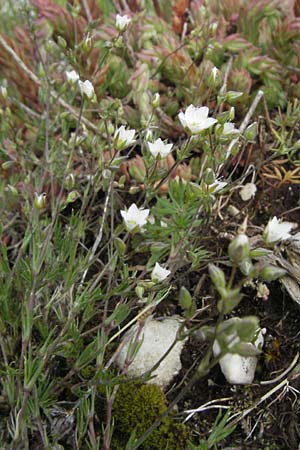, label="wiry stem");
[80,176,114,287]
[0,34,102,136]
